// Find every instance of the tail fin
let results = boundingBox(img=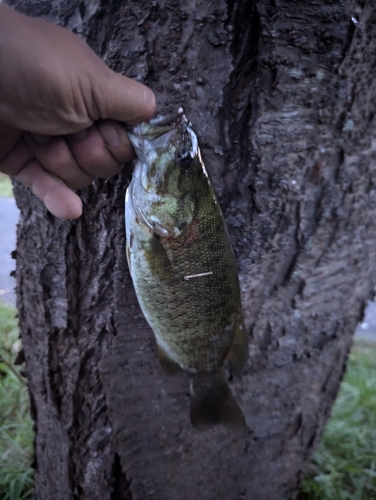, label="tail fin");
[189,371,247,431]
